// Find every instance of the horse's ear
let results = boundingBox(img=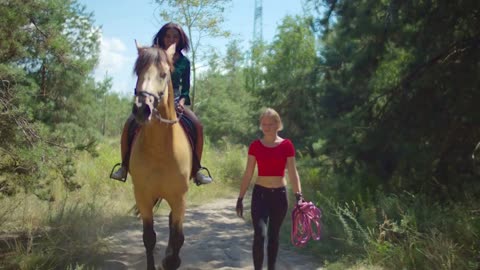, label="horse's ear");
[166,43,176,62]
[135,39,142,53]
